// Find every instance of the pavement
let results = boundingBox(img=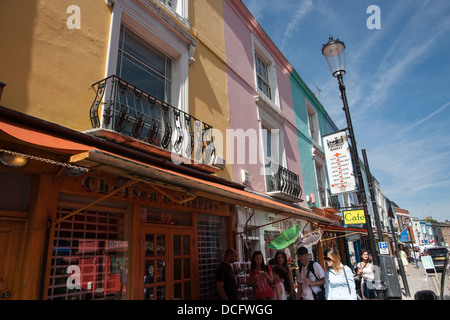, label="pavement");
[398,261,442,300]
